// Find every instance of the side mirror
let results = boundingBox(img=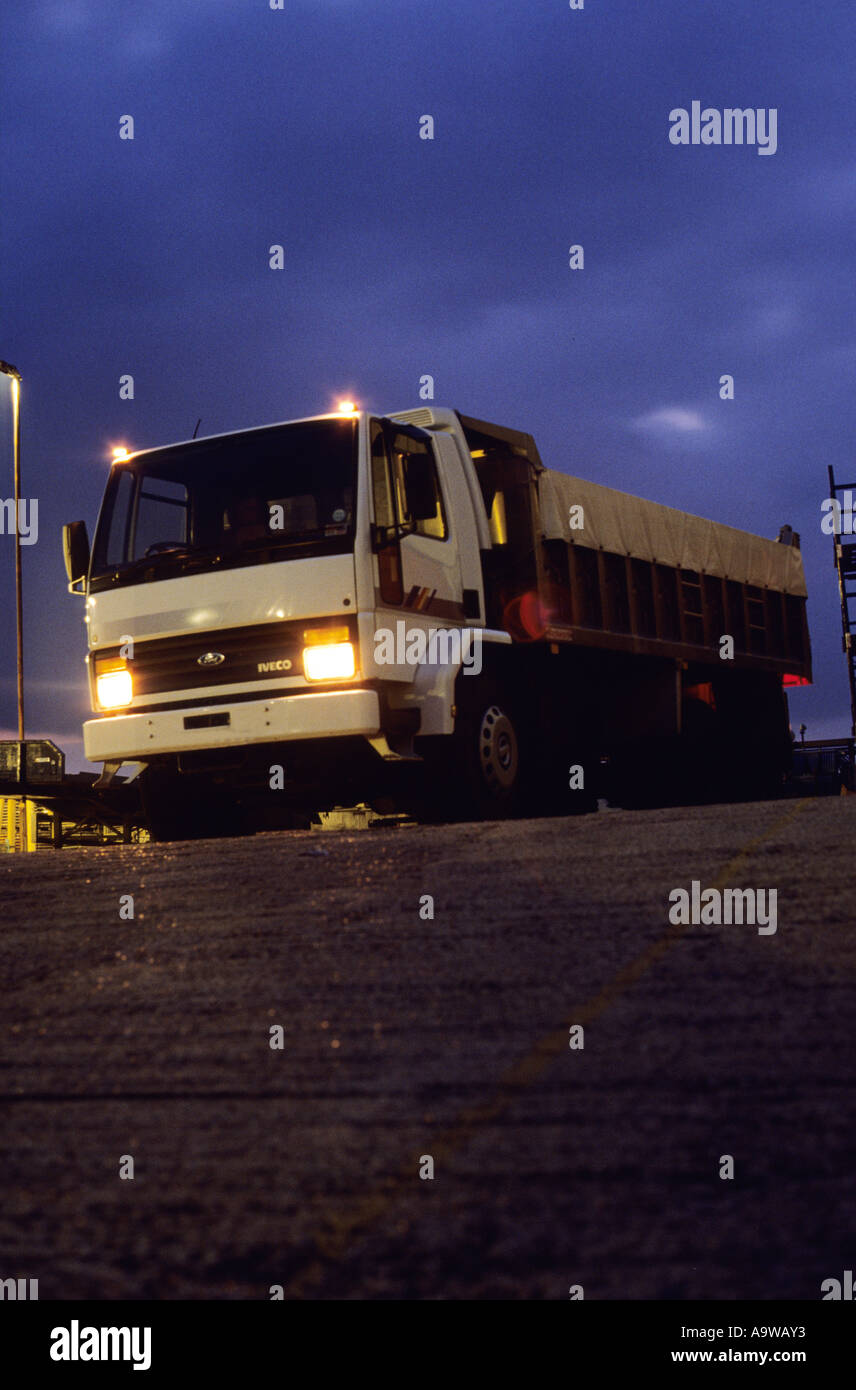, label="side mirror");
[63,520,90,585]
